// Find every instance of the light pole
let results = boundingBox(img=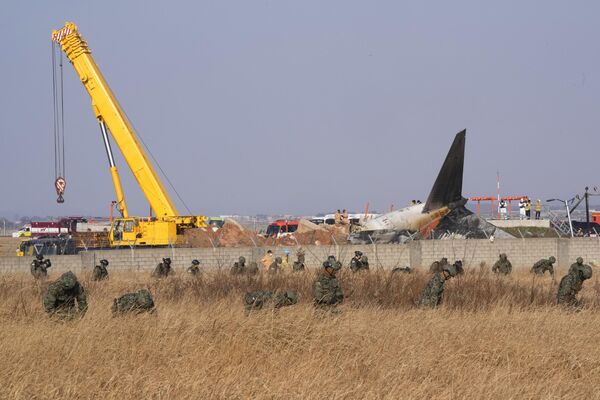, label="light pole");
[547,198,574,238]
